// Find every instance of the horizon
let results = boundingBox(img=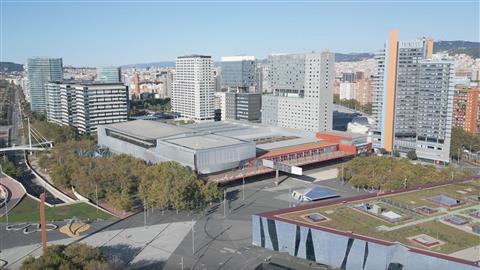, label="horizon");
[1,1,479,66]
